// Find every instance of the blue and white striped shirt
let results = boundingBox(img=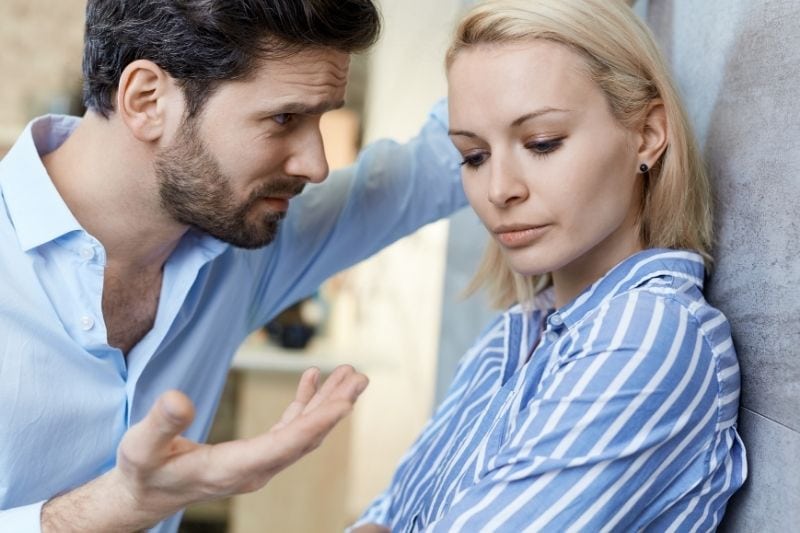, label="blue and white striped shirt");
[355,249,746,532]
